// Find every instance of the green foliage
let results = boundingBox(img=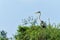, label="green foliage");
[14,16,60,40]
[14,23,60,40]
